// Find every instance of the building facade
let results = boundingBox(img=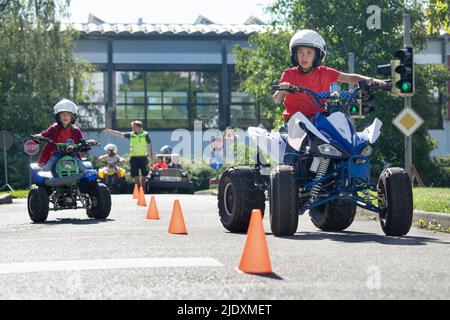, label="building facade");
[72,19,268,156]
[73,20,450,158]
